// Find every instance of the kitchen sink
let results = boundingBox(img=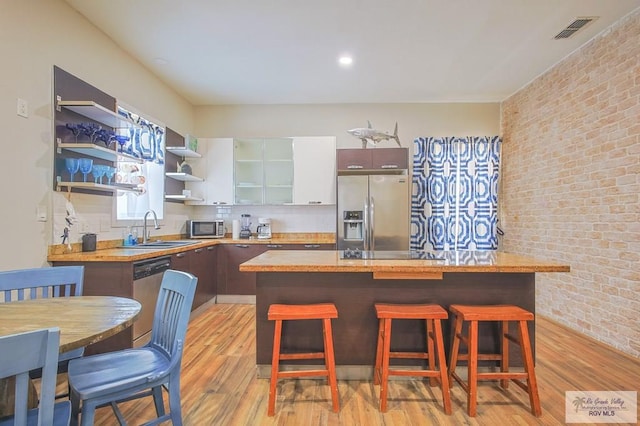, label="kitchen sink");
[121,240,200,249]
